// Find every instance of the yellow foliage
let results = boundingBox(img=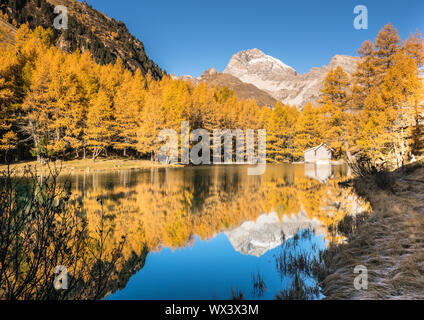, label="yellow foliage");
[1,24,423,165]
